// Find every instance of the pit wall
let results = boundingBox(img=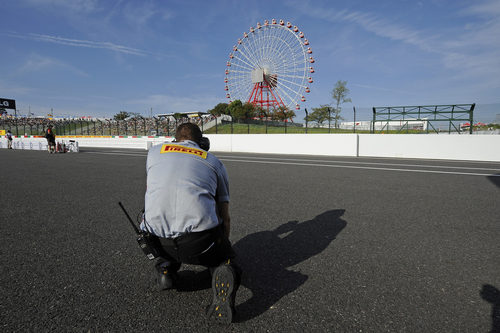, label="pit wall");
[1,134,499,162]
